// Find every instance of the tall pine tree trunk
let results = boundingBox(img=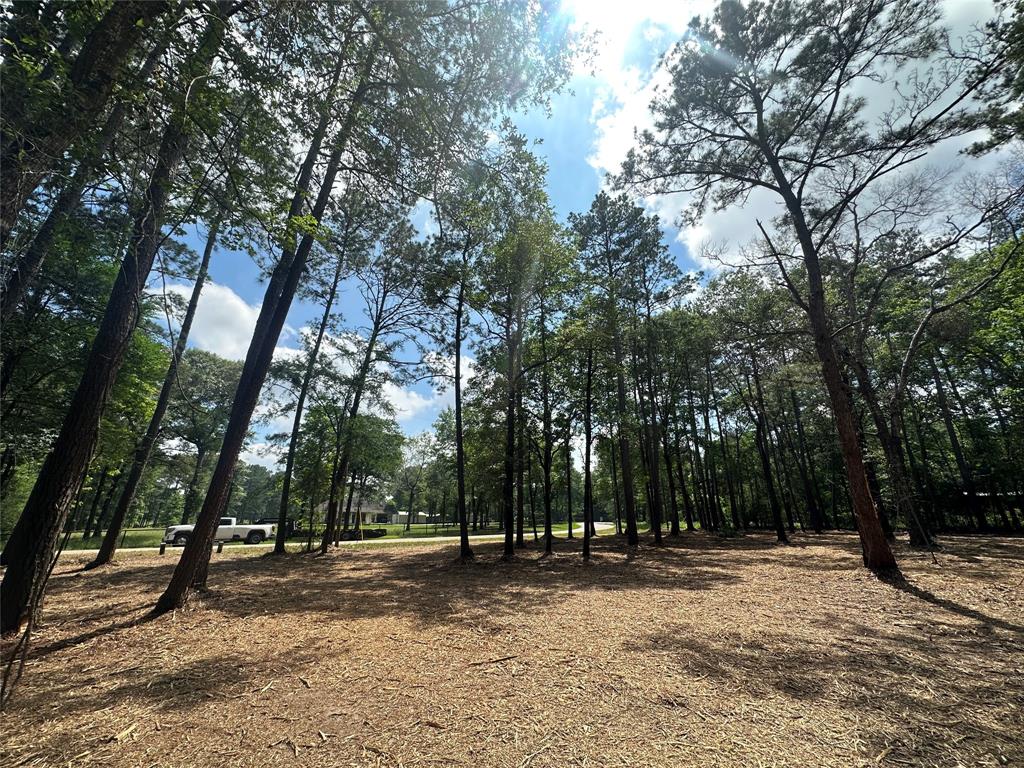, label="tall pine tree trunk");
[502,329,516,559]
[0,1,168,244]
[154,44,376,613]
[564,428,574,539]
[88,218,221,569]
[582,349,594,560]
[764,146,896,569]
[1,25,173,325]
[0,6,228,635]
[454,275,473,559]
[275,251,345,554]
